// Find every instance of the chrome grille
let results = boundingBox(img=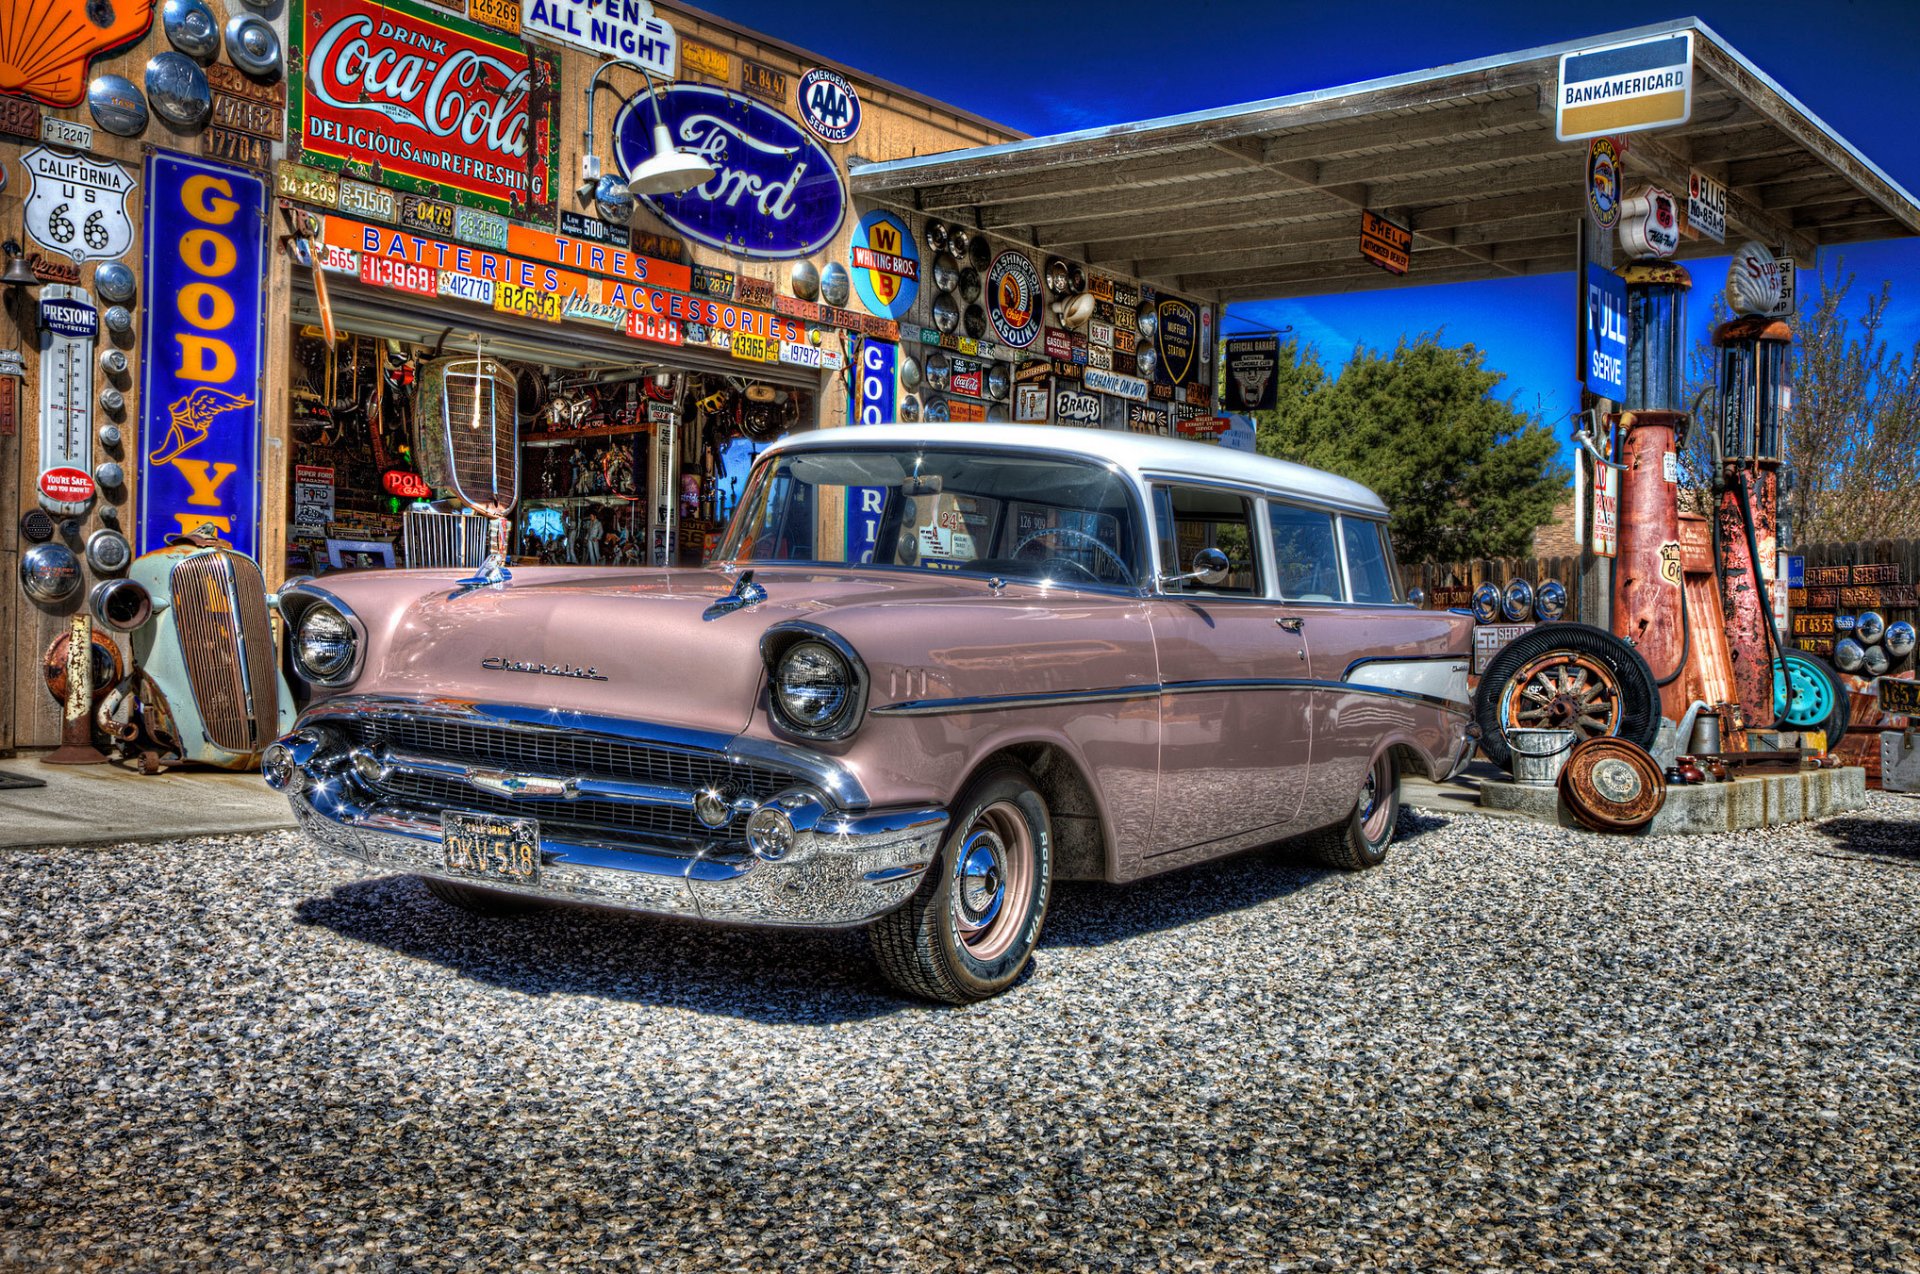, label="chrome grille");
[439,357,518,516]
[338,716,800,850]
[403,510,491,569]
[171,551,278,754]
